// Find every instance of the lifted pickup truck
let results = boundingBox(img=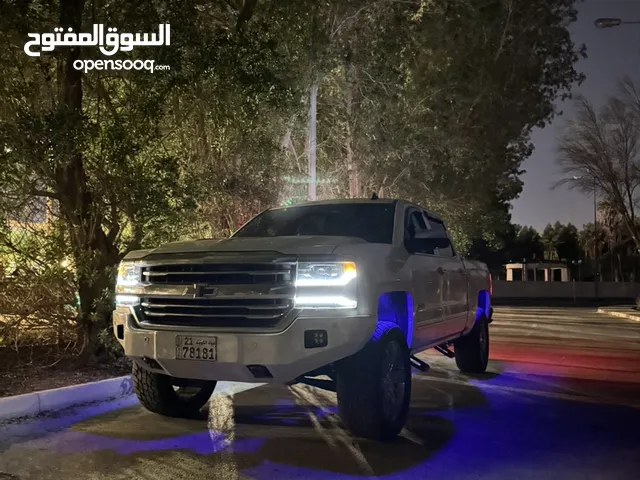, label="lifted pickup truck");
[113,198,492,441]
